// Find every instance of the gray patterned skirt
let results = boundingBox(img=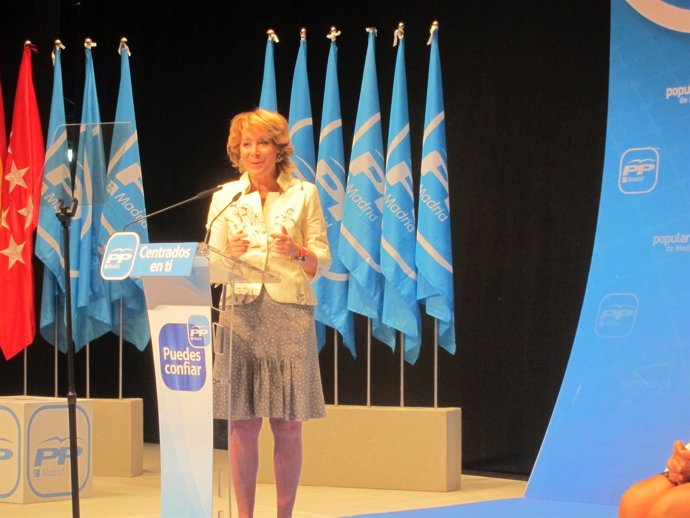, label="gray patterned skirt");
[212,289,326,422]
